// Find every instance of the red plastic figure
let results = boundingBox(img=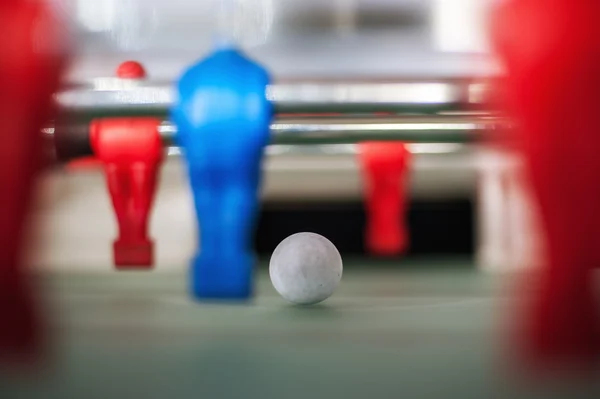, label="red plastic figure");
[491,0,600,369]
[90,118,163,268]
[0,0,66,360]
[358,142,411,256]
